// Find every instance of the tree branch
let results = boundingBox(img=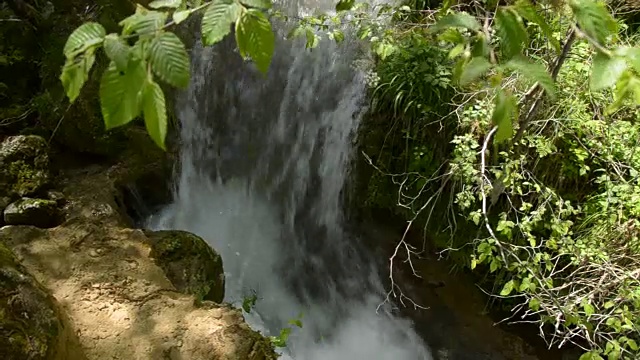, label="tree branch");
[512,28,577,144]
